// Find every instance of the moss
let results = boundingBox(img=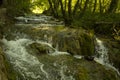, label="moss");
[54,26,65,32]
[76,67,89,80]
[80,33,95,56]
[4,57,17,80]
[102,70,119,80]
